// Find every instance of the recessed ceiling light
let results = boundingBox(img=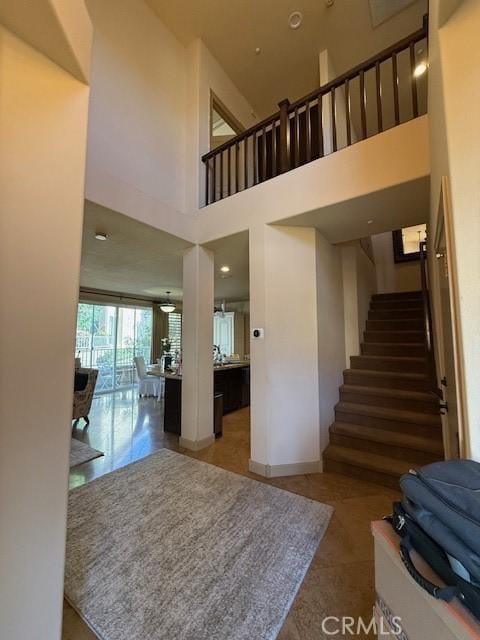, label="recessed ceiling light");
[220,265,230,273]
[95,232,107,240]
[414,62,428,78]
[288,11,303,29]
